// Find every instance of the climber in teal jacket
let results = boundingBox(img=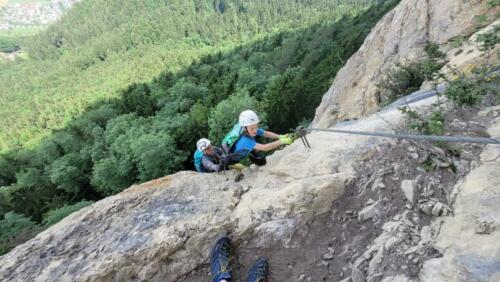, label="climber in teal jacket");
[222,110,293,166]
[194,138,227,173]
